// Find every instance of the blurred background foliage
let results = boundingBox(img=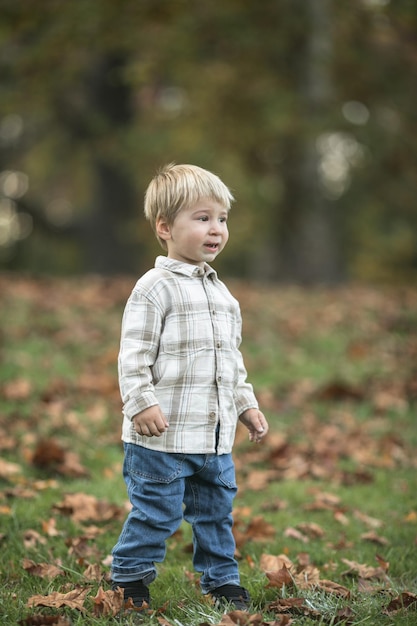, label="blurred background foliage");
[0,0,416,283]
